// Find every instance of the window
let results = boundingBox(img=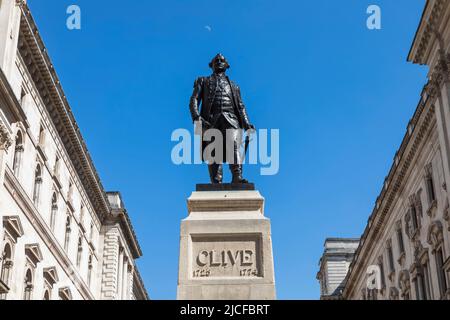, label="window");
[1,243,13,287]
[436,248,448,298]
[411,203,419,230]
[32,164,42,205]
[76,235,83,267]
[68,181,73,203]
[38,125,45,146]
[87,255,93,287]
[54,155,60,177]
[427,221,447,298]
[89,223,94,242]
[414,267,428,300]
[387,243,395,274]
[23,269,33,300]
[396,227,405,255]
[50,193,58,231]
[425,164,436,204]
[43,290,50,300]
[12,131,24,176]
[80,203,85,227]
[423,261,432,300]
[64,215,71,252]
